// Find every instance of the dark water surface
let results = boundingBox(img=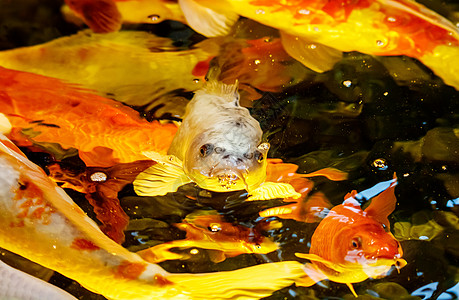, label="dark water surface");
[1,0,459,299]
